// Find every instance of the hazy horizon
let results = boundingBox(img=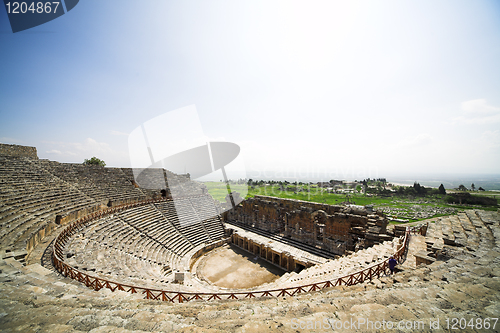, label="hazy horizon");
[199,168,500,191]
